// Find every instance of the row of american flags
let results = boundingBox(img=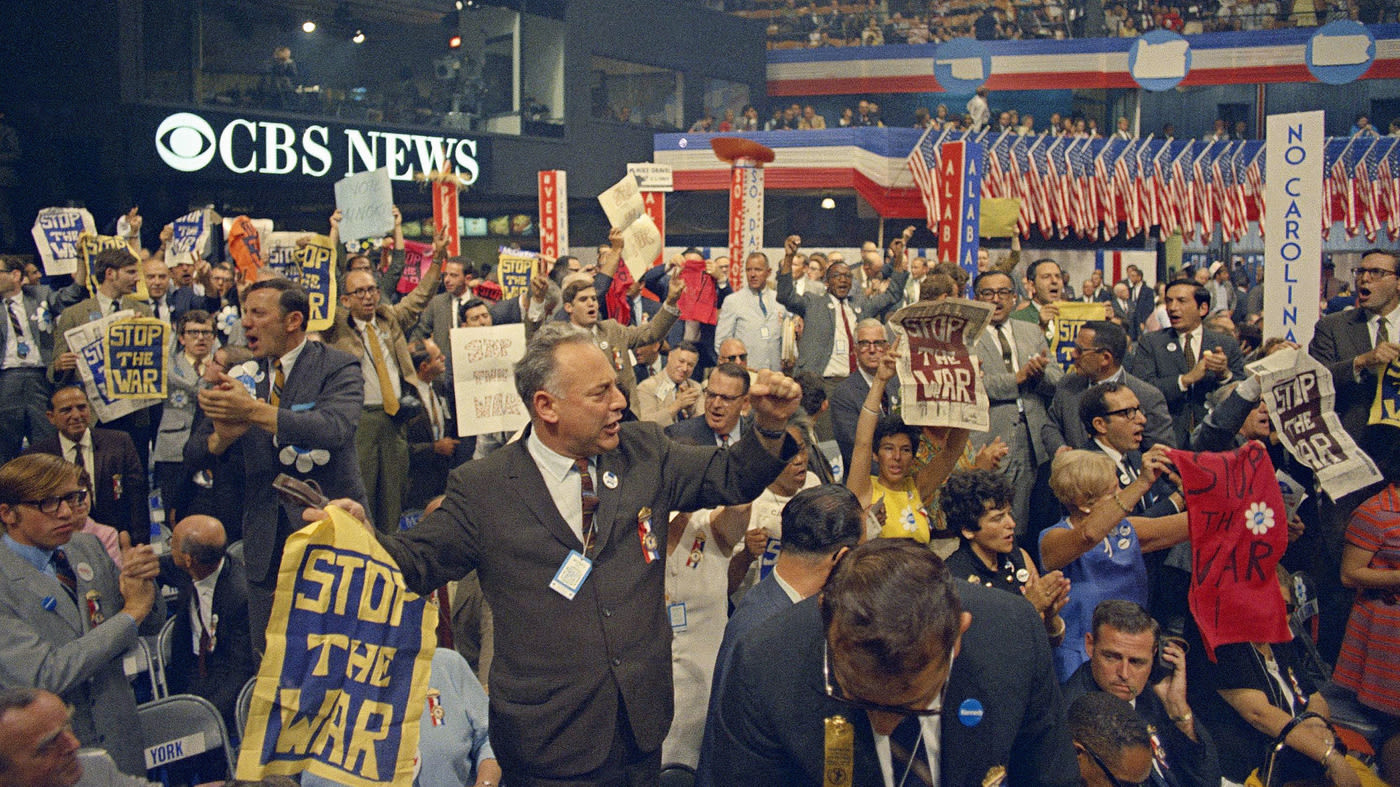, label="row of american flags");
[906,129,1400,245]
